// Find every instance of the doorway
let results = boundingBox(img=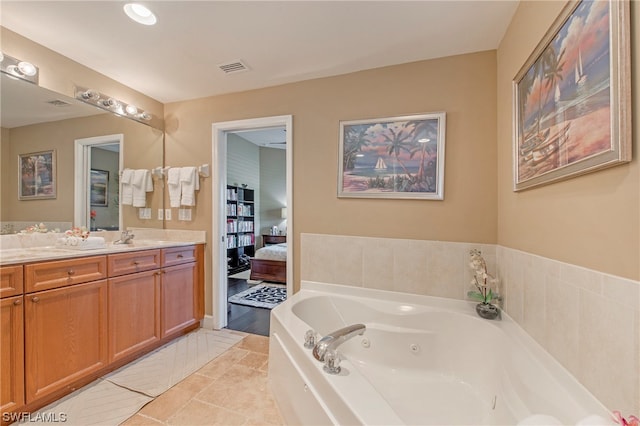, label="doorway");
[74,134,123,231]
[211,116,293,331]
